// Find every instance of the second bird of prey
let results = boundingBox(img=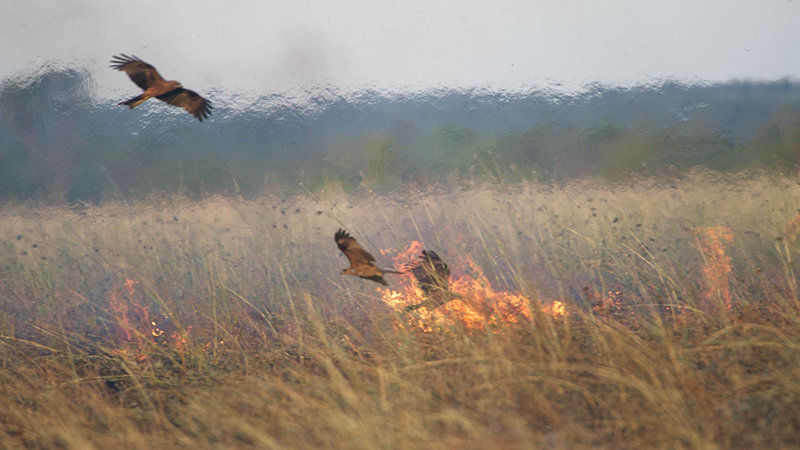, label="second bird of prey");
[335,229,402,286]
